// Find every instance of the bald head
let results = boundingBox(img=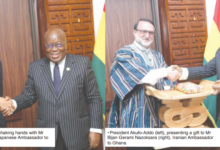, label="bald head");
[44,28,67,63]
[44,28,66,42]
